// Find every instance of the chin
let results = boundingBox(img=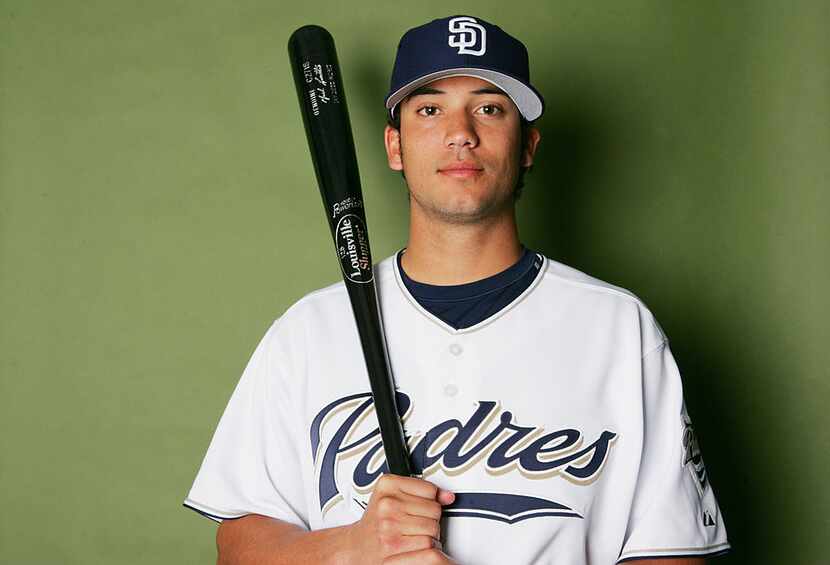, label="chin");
[409,178,515,223]
[431,198,510,224]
